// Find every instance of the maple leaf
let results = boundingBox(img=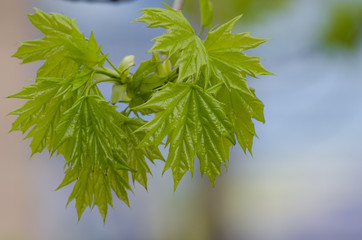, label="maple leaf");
[133,5,271,86]
[133,5,272,179]
[8,5,273,221]
[9,9,163,221]
[55,95,133,221]
[204,15,272,83]
[13,8,103,78]
[213,80,265,153]
[203,16,270,153]
[133,4,208,81]
[134,83,235,188]
[120,117,164,189]
[8,76,99,155]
